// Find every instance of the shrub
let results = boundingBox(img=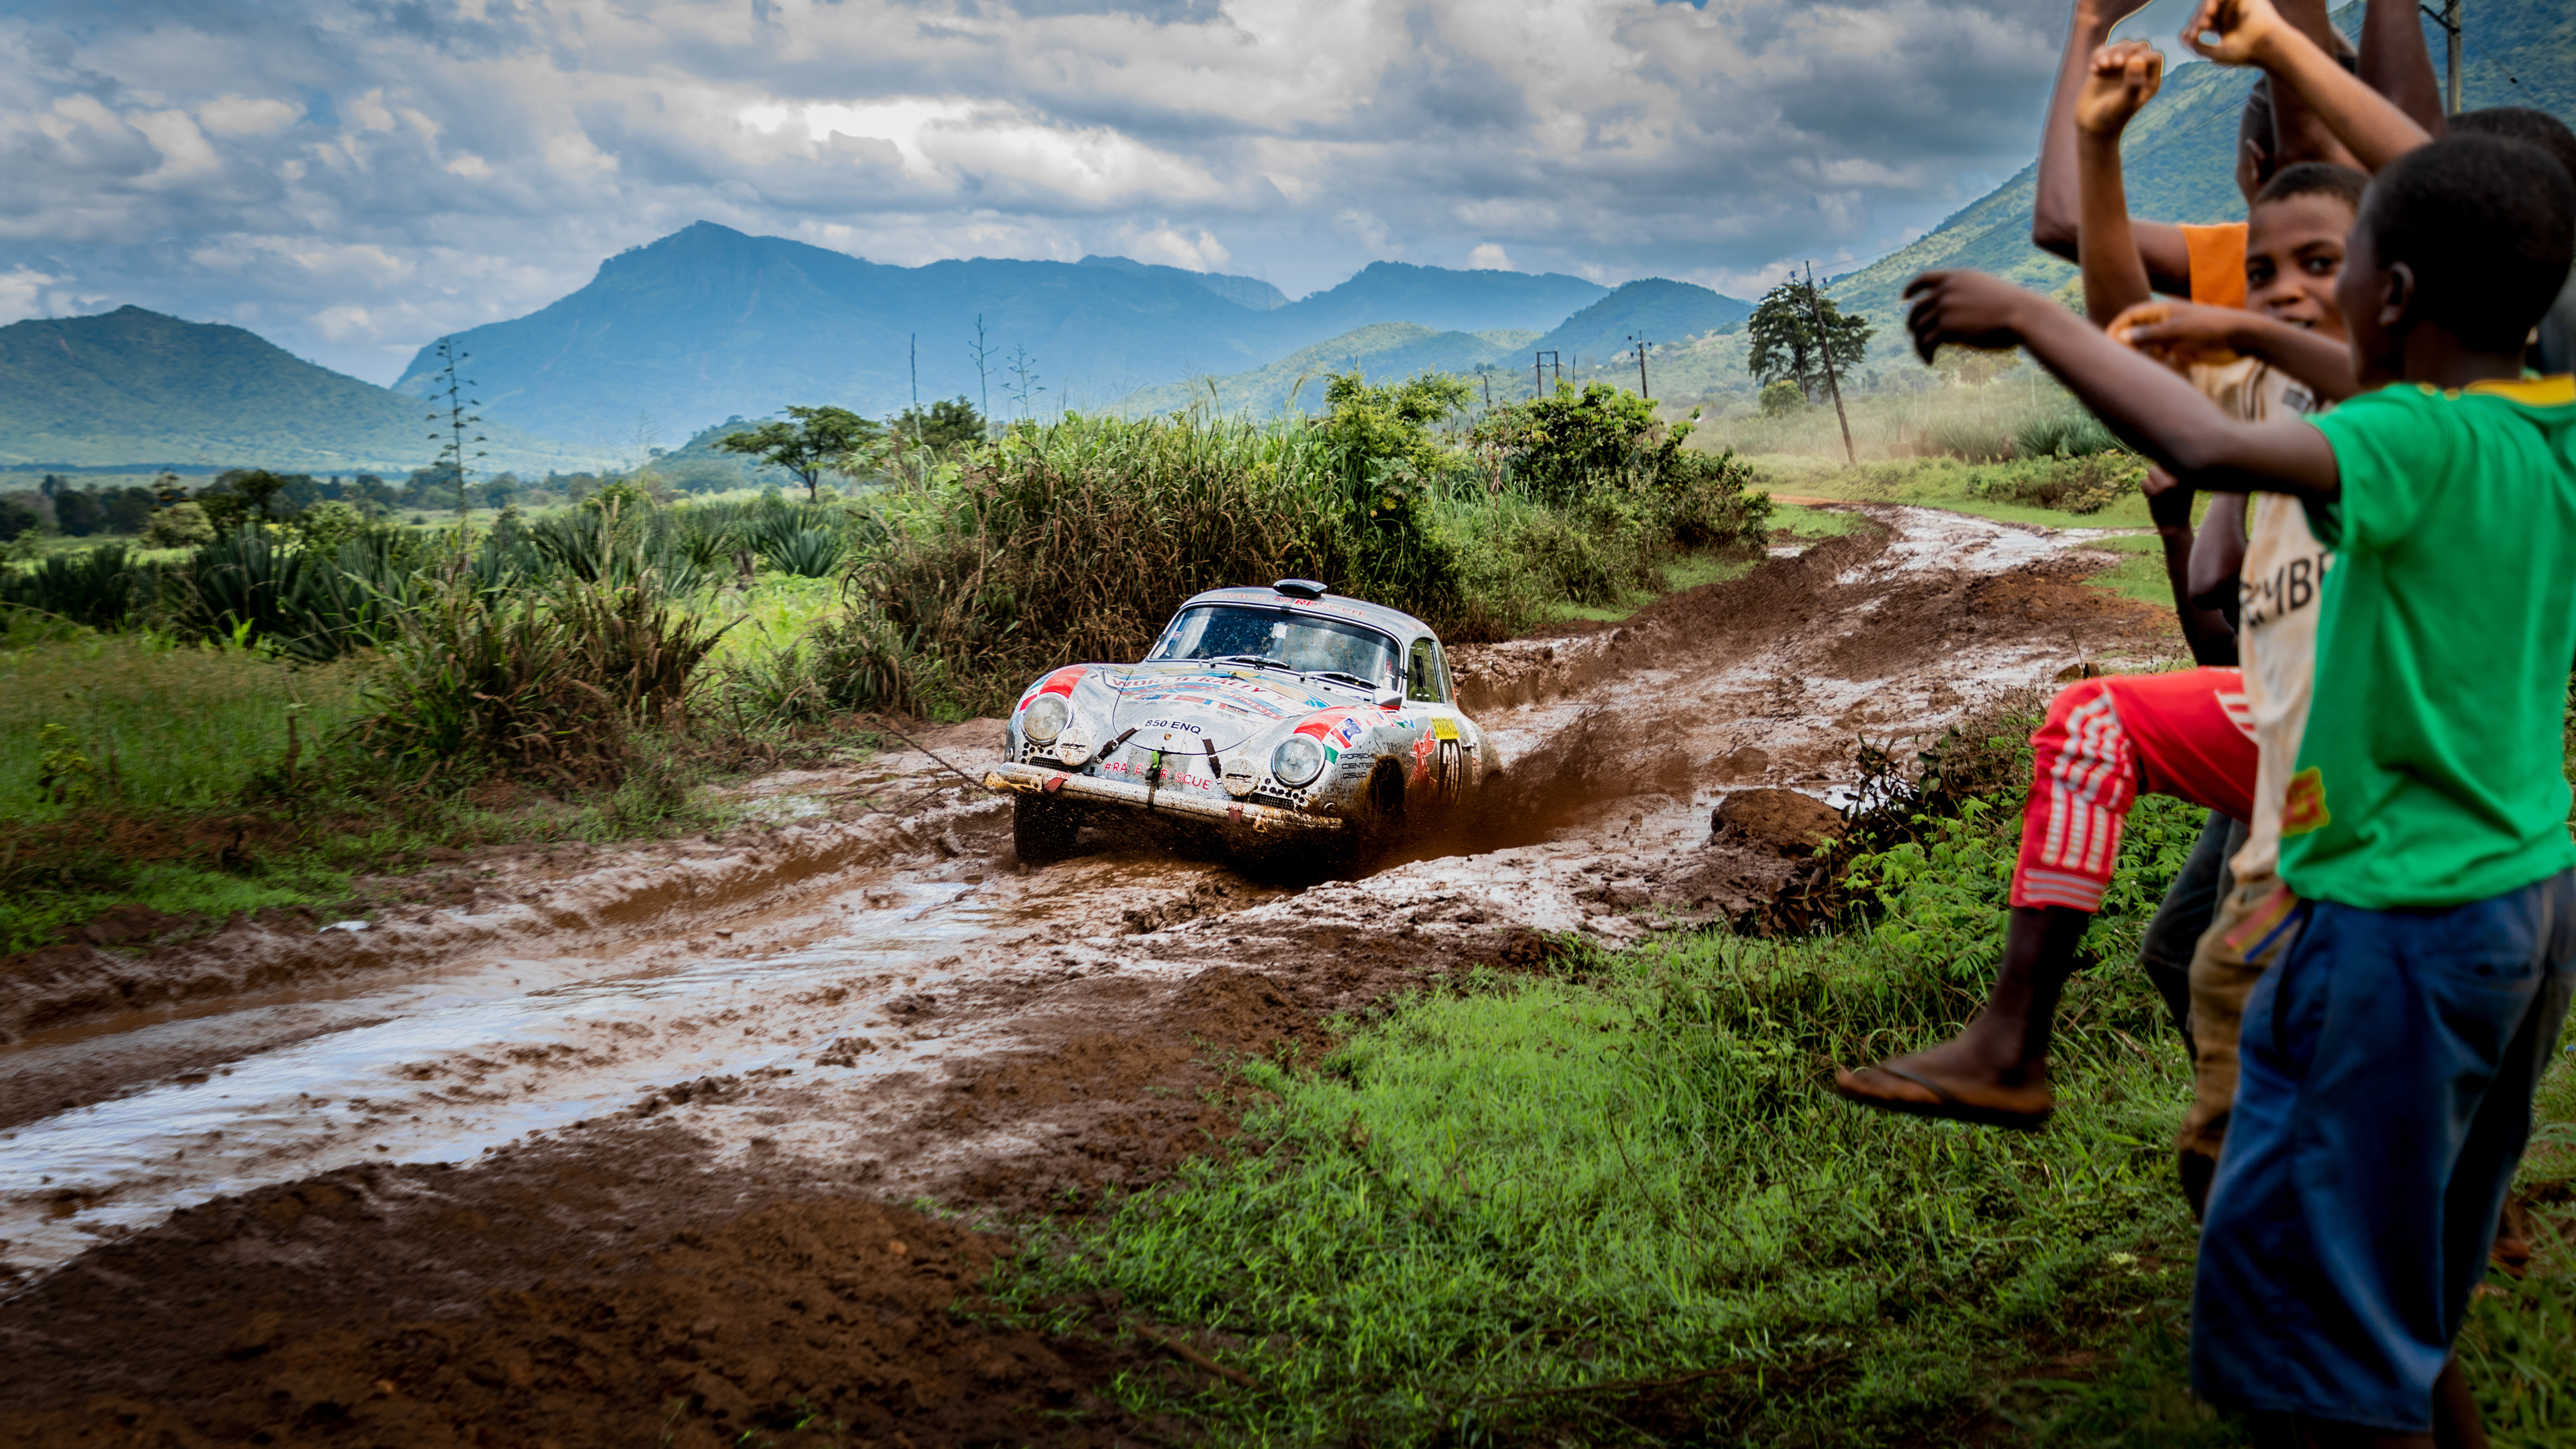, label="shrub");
[1967,454,2148,515]
[346,573,733,784]
[2013,408,2126,460]
[142,503,215,550]
[1759,378,1807,417]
